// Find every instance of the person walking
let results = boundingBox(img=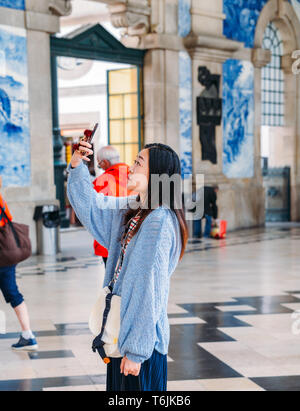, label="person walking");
[0,177,38,351]
[93,146,136,266]
[203,185,219,238]
[67,141,188,391]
